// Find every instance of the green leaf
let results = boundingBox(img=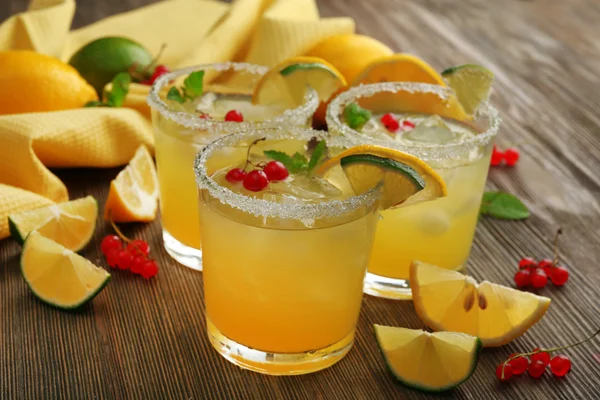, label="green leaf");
[264,150,308,173]
[308,140,327,171]
[480,191,530,220]
[167,87,185,103]
[106,72,131,107]
[84,100,105,108]
[183,70,204,98]
[343,102,371,130]
[264,150,293,165]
